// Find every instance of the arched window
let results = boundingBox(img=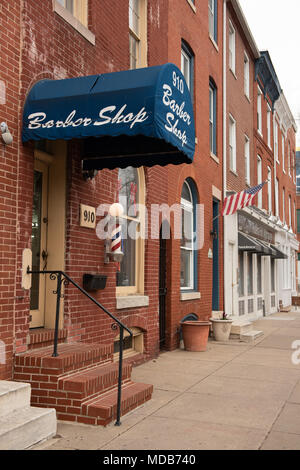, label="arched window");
[117,166,145,294]
[180,179,197,290]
